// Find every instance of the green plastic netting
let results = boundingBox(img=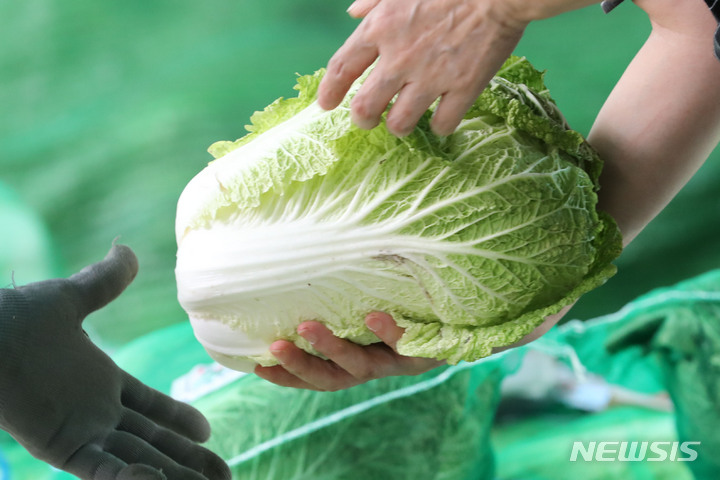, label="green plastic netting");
[3,269,720,479]
[604,271,720,480]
